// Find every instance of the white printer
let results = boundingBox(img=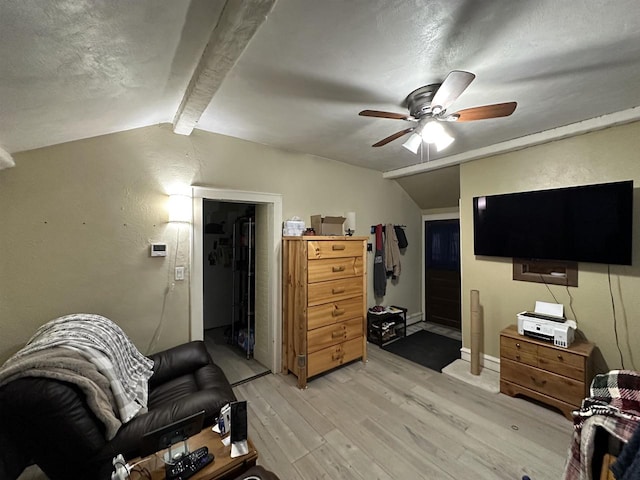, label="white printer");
[517,301,576,348]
